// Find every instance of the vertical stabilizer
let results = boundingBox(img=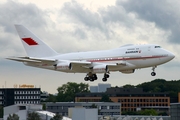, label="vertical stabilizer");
[14,25,58,58]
